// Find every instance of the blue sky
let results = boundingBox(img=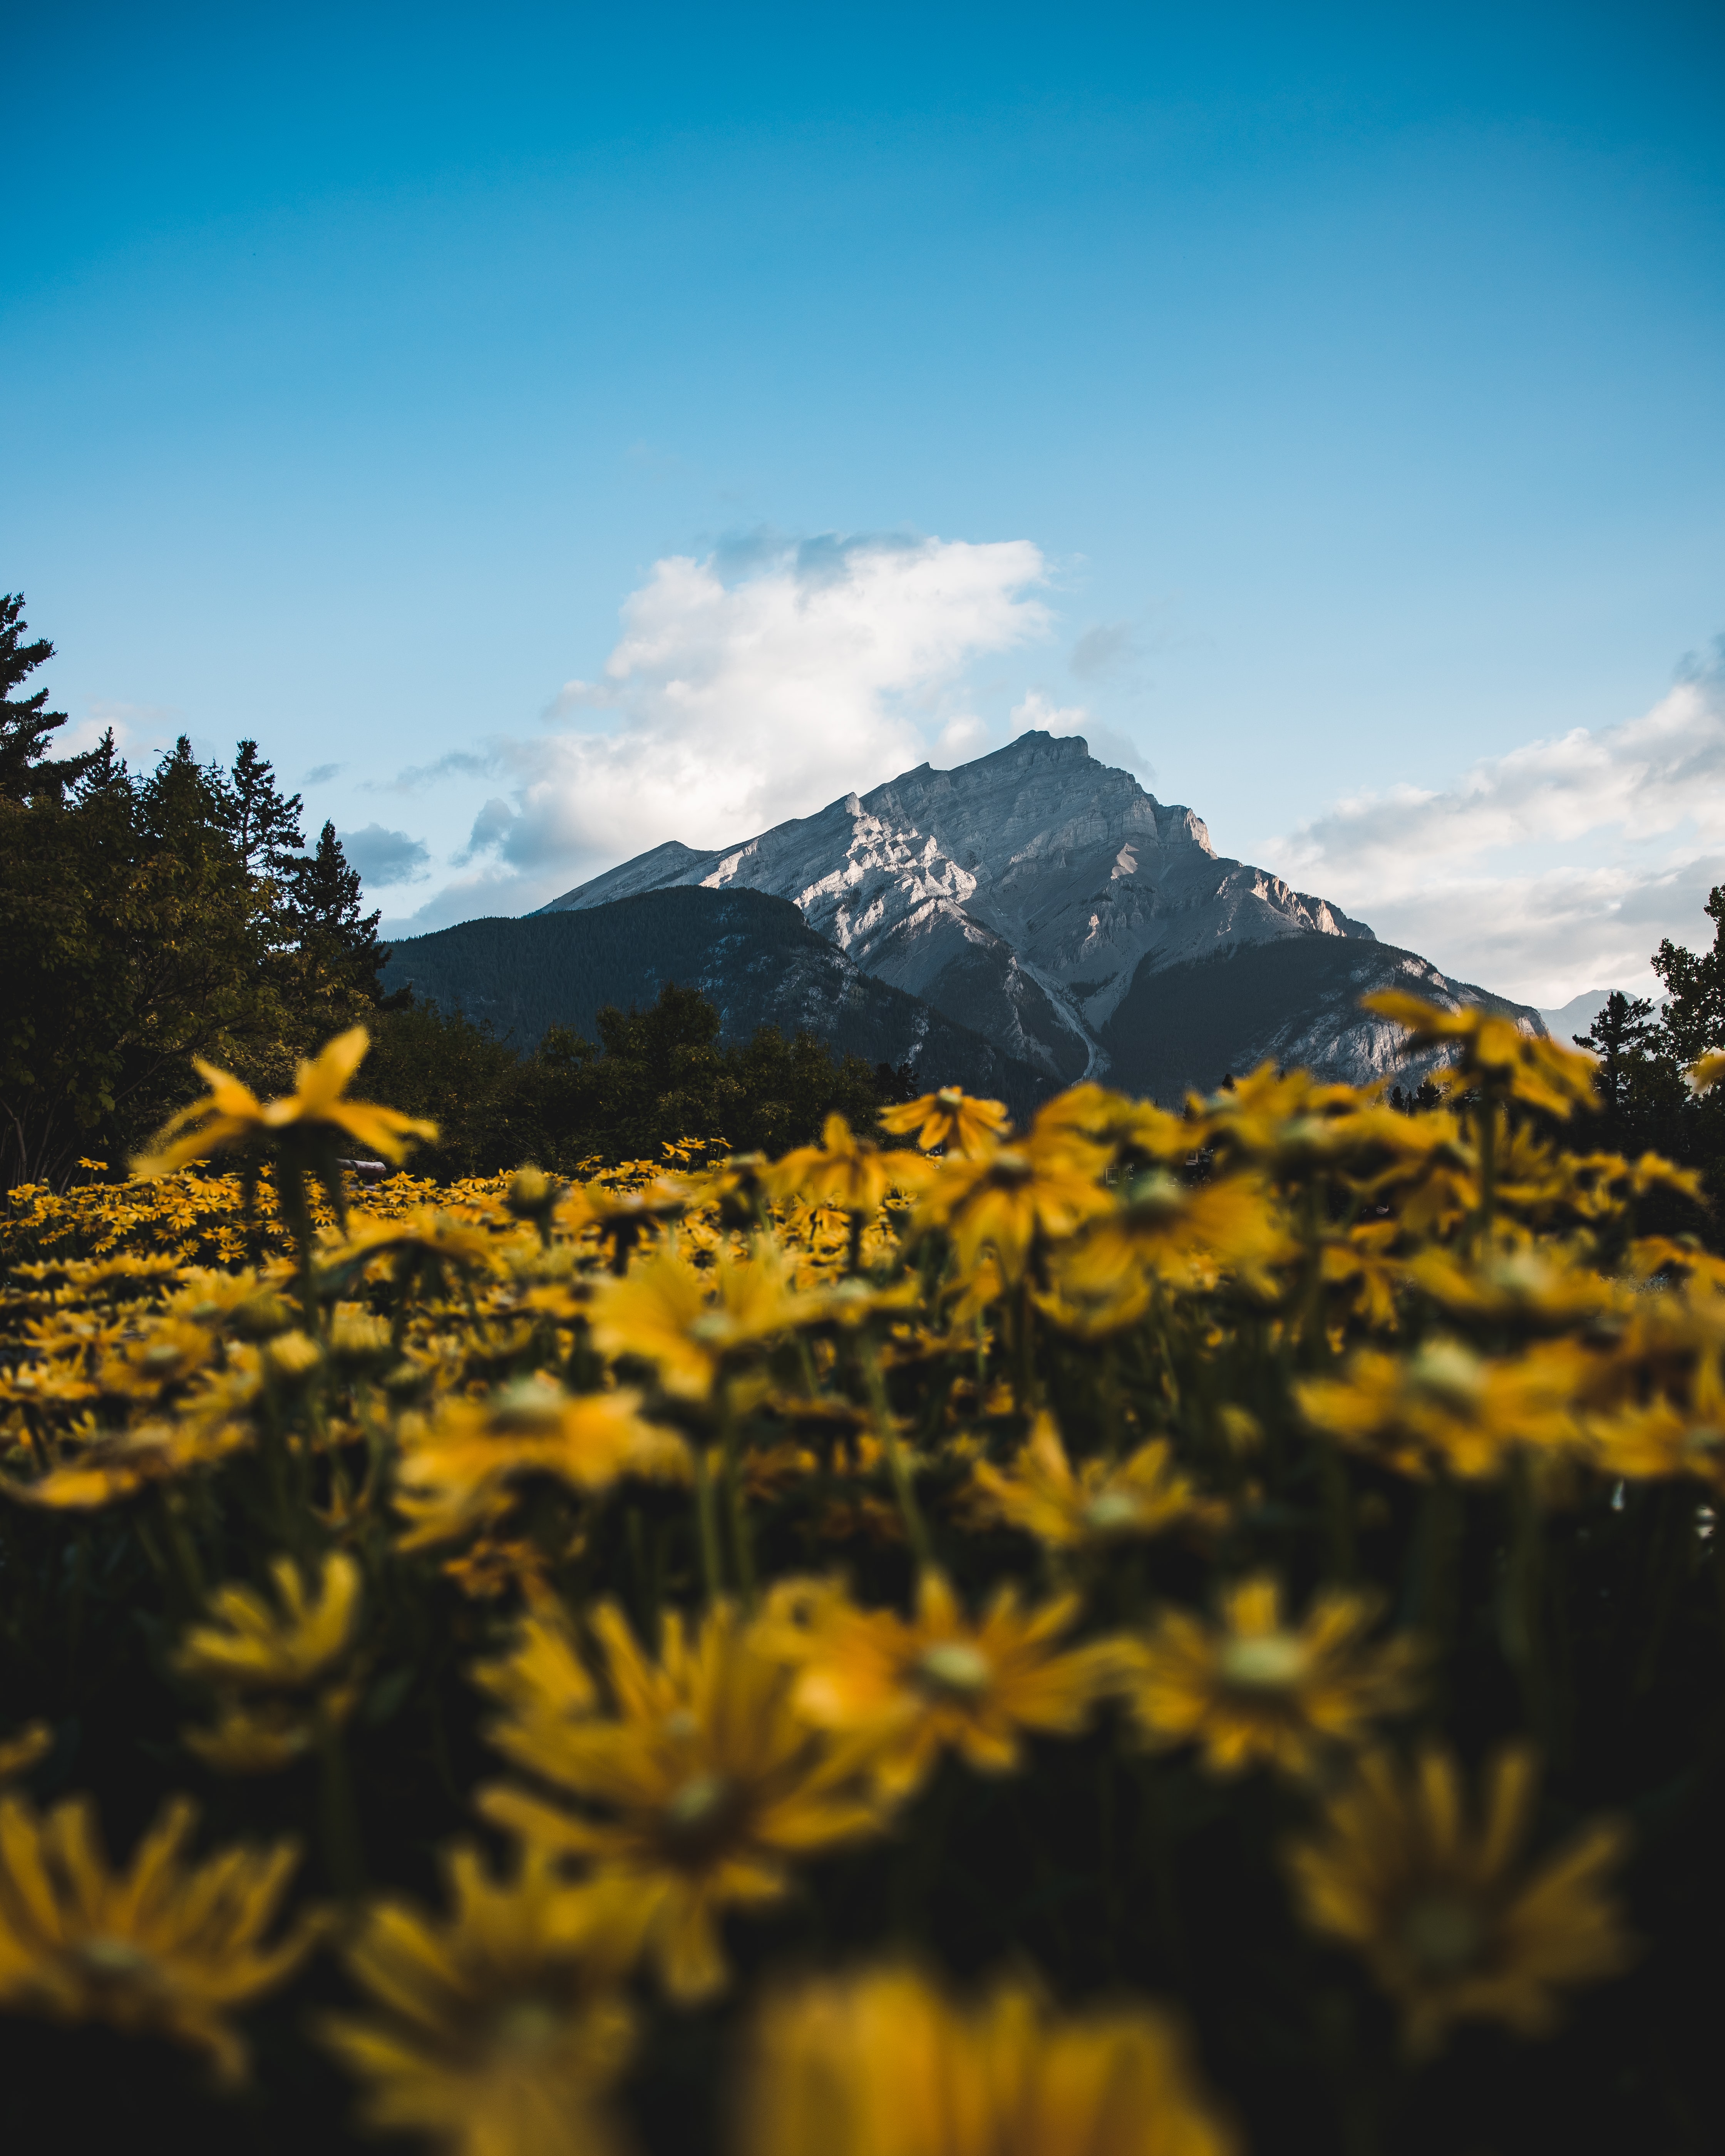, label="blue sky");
[6,1,1723,1004]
